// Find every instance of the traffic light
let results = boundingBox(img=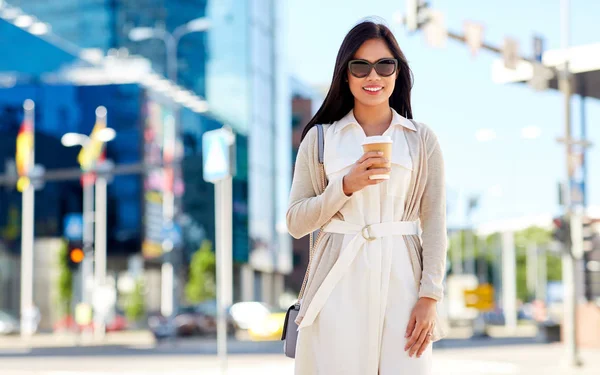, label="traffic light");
[552,216,571,246]
[67,241,85,270]
[405,0,430,32]
[583,219,600,303]
[584,247,600,303]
